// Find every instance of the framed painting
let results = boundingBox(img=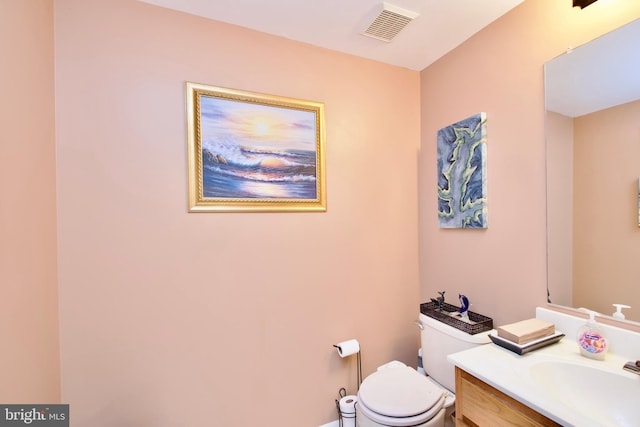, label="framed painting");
[186,83,326,212]
[437,112,488,228]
